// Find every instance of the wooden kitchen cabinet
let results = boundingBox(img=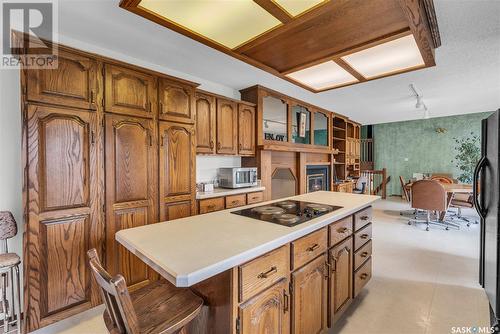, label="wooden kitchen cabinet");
[159,121,196,221]
[158,77,195,123]
[26,50,98,110]
[104,113,158,291]
[329,237,353,324]
[104,63,157,118]
[216,98,238,155]
[24,104,102,331]
[291,255,328,334]
[198,197,225,214]
[195,92,216,154]
[238,279,290,334]
[238,104,256,156]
